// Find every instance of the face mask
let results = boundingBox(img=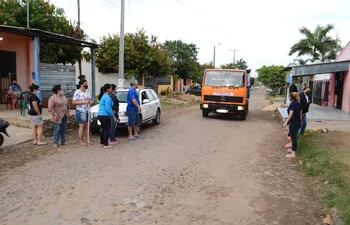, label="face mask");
[83,84,88,89]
